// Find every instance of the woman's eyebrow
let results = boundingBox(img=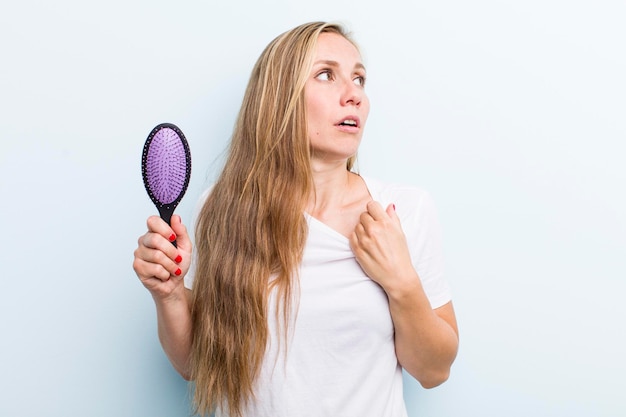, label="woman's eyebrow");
[313,59,340,68]
[313,59,366,72]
